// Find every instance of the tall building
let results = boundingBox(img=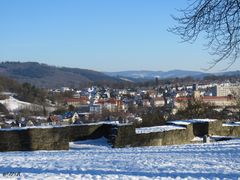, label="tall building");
[212,84,240,96]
